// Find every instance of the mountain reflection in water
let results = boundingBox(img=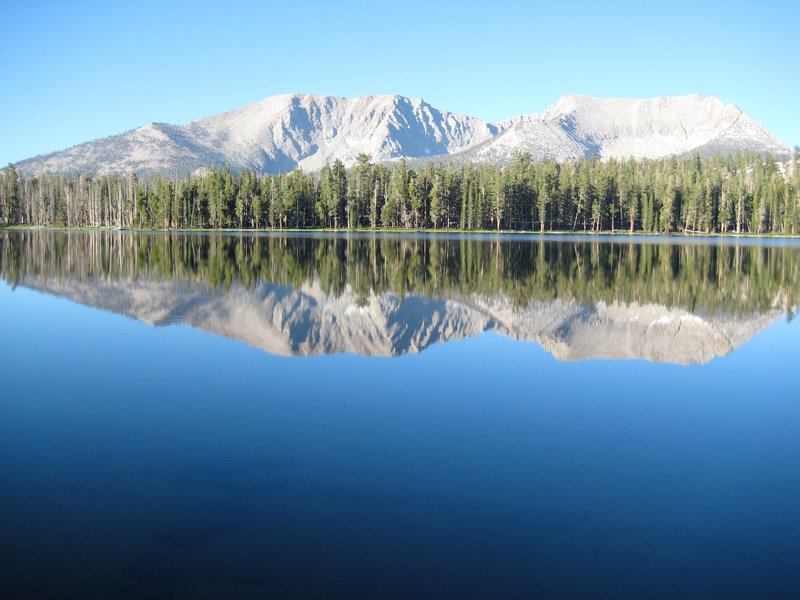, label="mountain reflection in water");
[2,229,800,600]
[2,230,798,365]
